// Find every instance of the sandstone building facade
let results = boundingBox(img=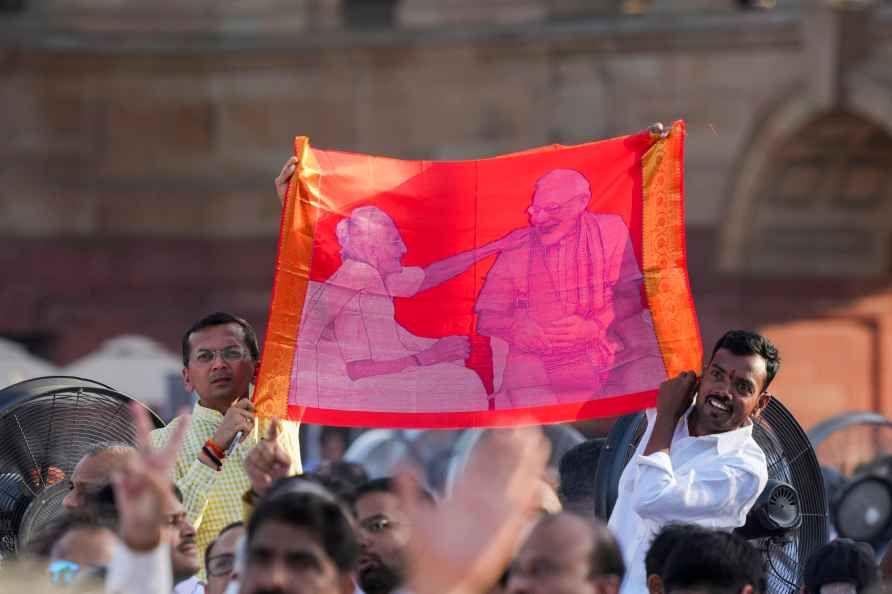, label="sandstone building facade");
[1,0,891,429]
